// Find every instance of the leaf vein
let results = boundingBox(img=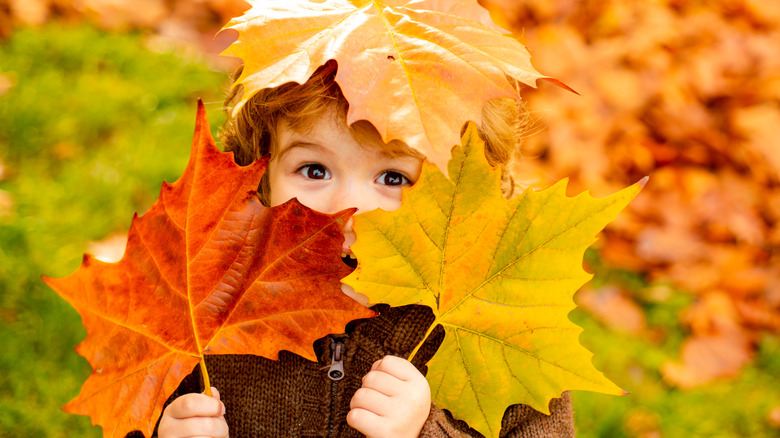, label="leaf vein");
[134,223,187,300]
[445,324,604,385]
[79,352,184,407]
[372,2,433,147]
[85,309,198,357]
[373,222,438,303]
